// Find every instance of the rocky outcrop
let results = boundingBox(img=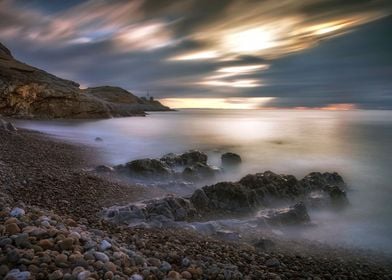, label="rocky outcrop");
[103,171,347,229]
[0,42,170,119]
[191,171,347,215]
